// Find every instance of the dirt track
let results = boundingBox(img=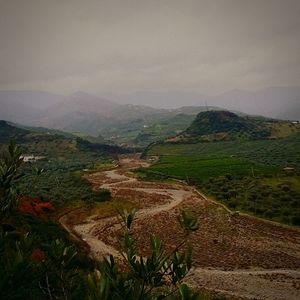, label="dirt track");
[61,155,300,300]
